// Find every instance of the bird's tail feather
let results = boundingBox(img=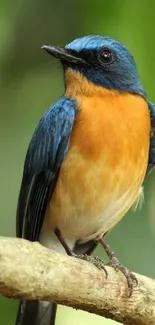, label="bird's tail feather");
[15,300,57,325]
